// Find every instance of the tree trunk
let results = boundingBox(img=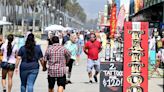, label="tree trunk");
[22,2,25,34]
[41,5,44,33]
[4,0,6,16]
[32,5,36,32]
[13,4,16,33]
[16,5,19,30]
[0,1,2,18]
[45,6,48,27]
